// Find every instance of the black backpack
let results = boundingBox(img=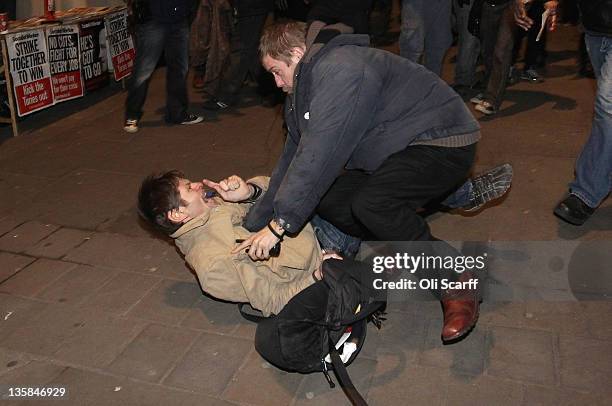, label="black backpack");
[240,259,386,405]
